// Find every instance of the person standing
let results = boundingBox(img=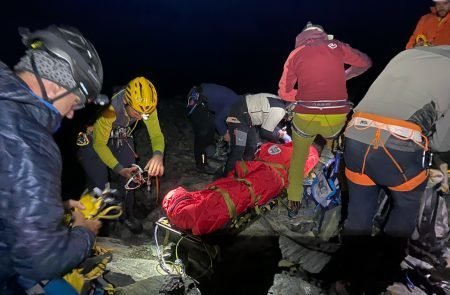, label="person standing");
[406,0,450,48]
[277,21,371,217]
[338,46,450,293]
